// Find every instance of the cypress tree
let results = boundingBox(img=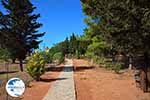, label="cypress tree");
[1,0,45,71]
